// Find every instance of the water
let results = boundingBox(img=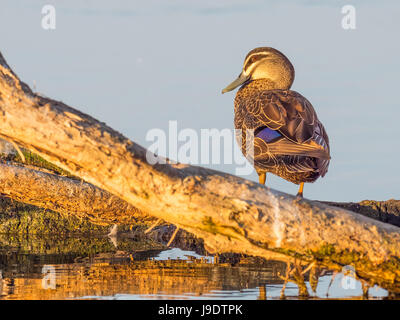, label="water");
[0,239,389,300]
